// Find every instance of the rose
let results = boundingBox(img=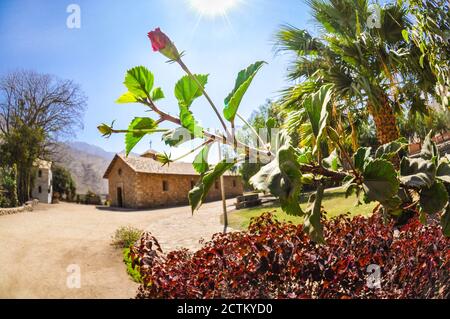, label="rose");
[147,28,180,61]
